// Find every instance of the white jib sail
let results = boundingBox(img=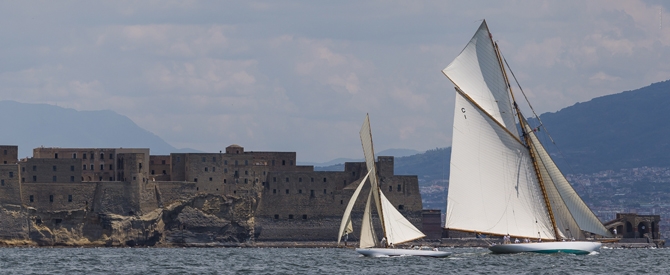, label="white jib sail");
[442,20,516,134]
[359,189,379,248]
[360,114,383,222]
[380,191,425,245]
[337,170,372,244]
[525,125,613,238]
[445,91,555,239]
